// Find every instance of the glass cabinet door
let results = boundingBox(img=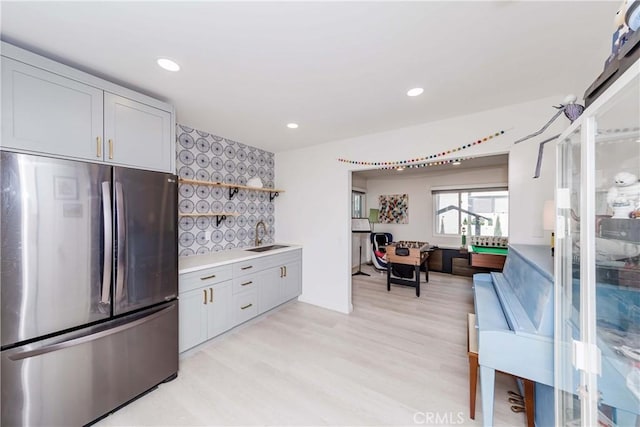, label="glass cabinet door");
[556,127,584,425]
[592,76,640,426]
[556,60,640,427]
